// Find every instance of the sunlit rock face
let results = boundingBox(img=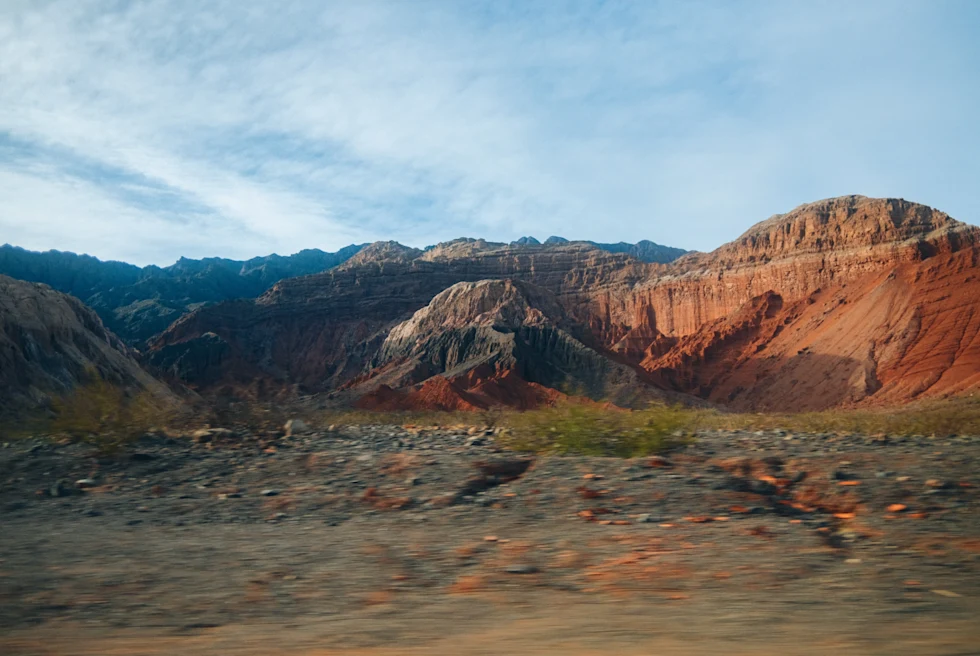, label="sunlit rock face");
[147,196,980,412]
